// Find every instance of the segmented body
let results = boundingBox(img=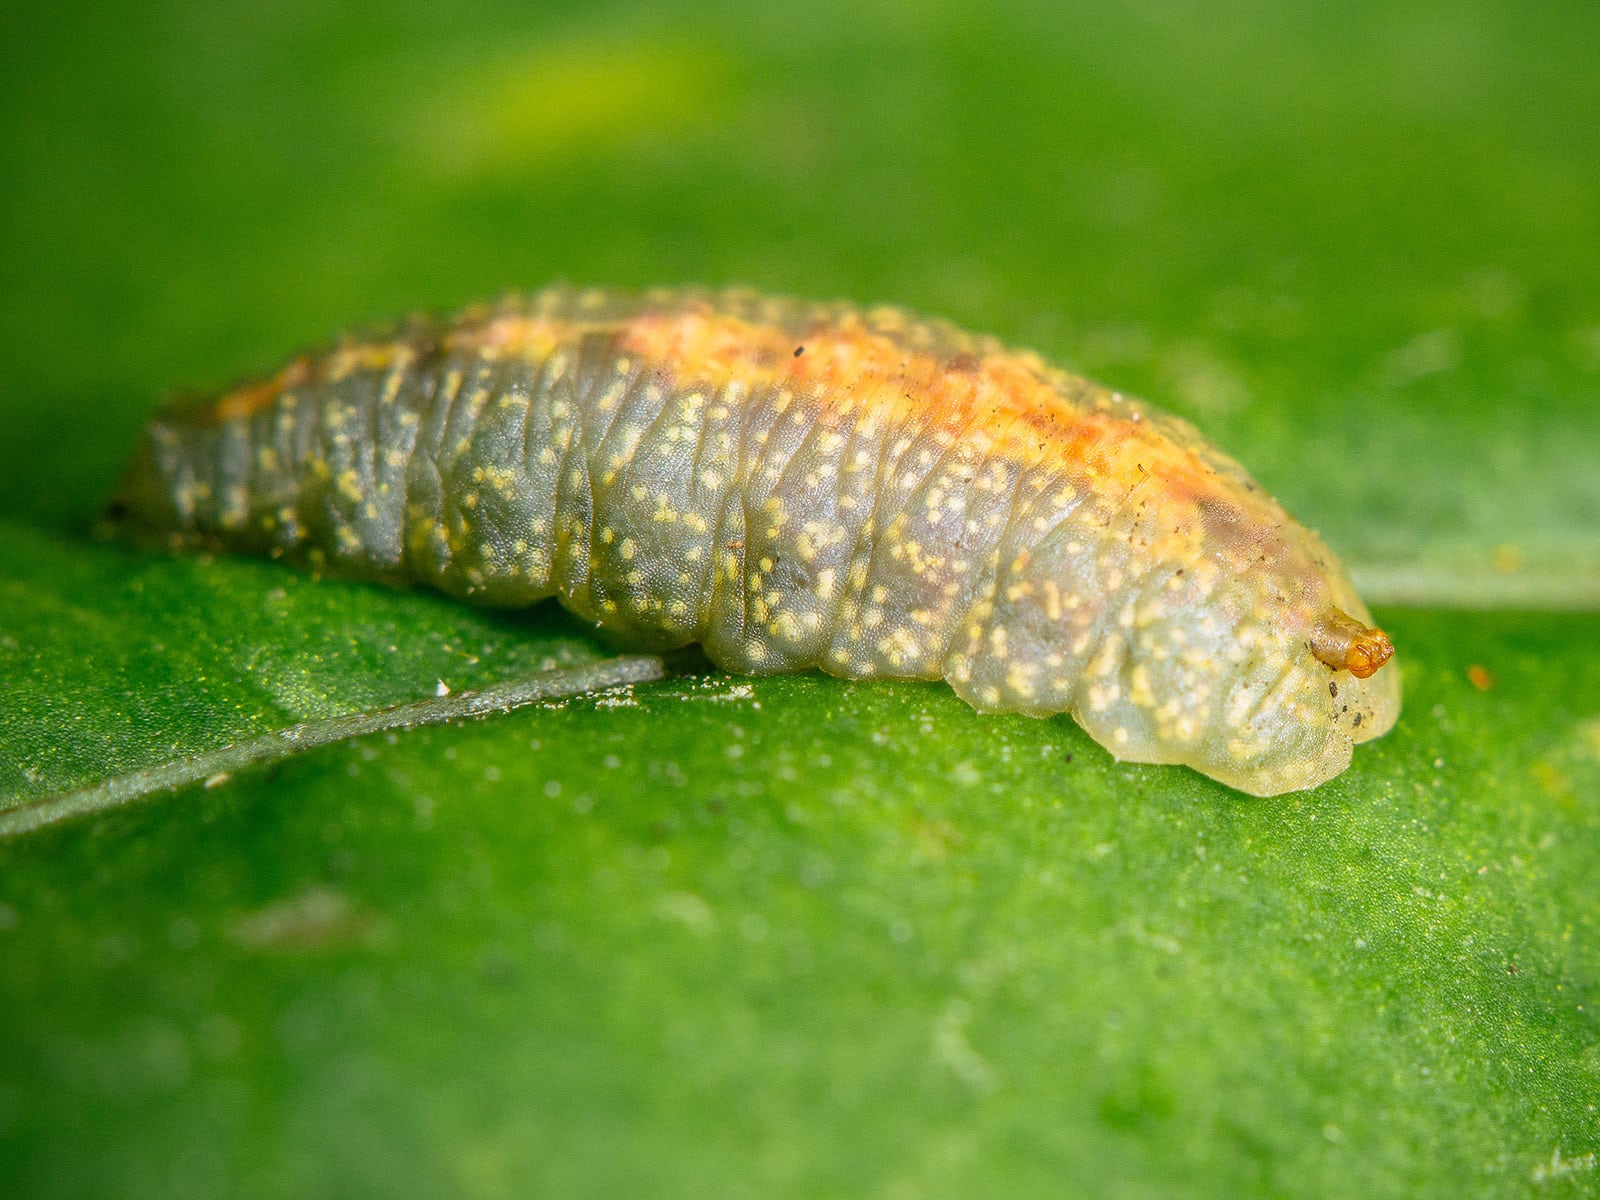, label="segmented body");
[115,286,1399,794]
